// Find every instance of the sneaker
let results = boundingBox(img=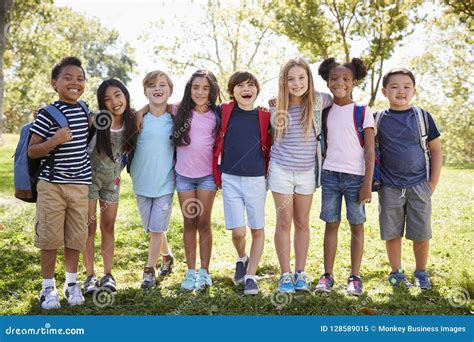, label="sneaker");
[388,269,413,288]
[100,273,117,292]
[83,275,99,295]
[64,283,84,306]
[195,269,212,291]
[347,275,363,296]
[278,272,295,293]
[160,255,174,277]
[315,273,334,293]
[244,278,259,295]
[234,257,249,284]
[414,271,431,290]
[39,287,60,310]
[294,271,311,292]
[181,269,197,291]
[141,267,156,289]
